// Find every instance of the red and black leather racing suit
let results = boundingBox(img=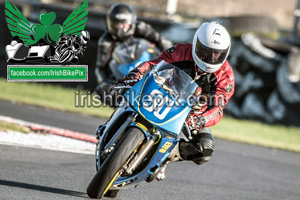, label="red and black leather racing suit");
[129,44,235,165]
